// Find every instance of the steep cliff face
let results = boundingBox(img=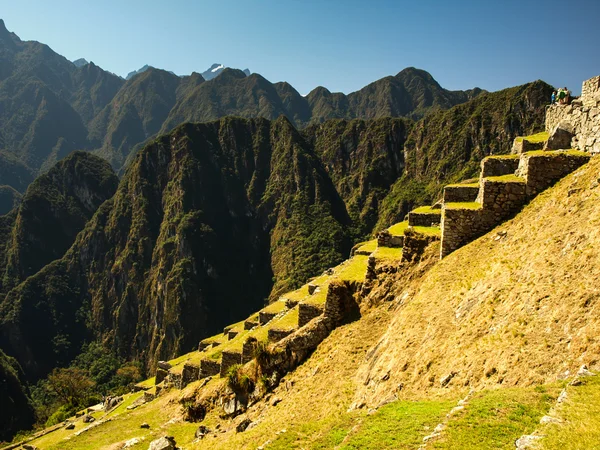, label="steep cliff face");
[0,117,351,379]
[304,117,412,233]
[0,152,118,294]
[0,349,35,442]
